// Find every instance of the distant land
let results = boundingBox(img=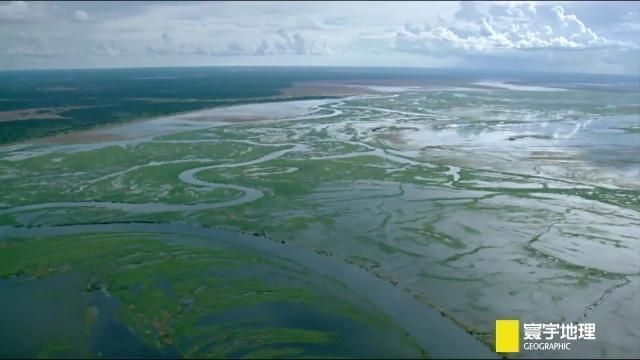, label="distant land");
[1,65,639,358]
[1,66,638,145]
